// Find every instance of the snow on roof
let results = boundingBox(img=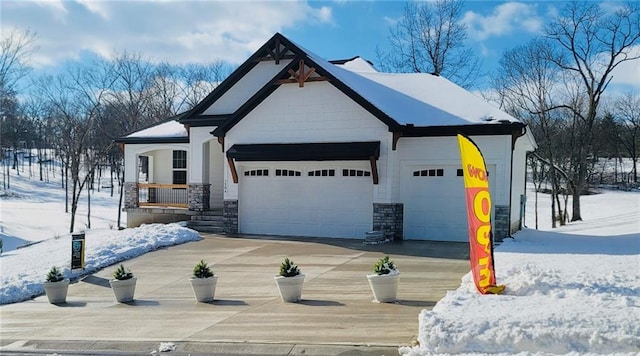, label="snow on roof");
[126,120,187,139]
[358,71,518,125]
[336,57,378,73]
[329,57,520,126]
